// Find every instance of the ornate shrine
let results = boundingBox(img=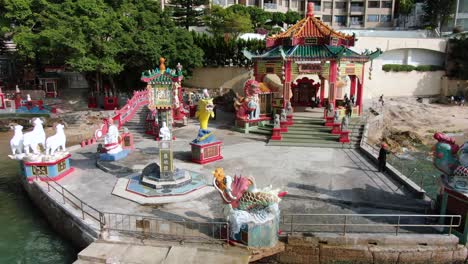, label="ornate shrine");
[141,58,186,139]
[252,3,381,114]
